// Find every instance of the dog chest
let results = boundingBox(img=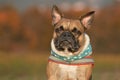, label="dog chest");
[59,64,77,79]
